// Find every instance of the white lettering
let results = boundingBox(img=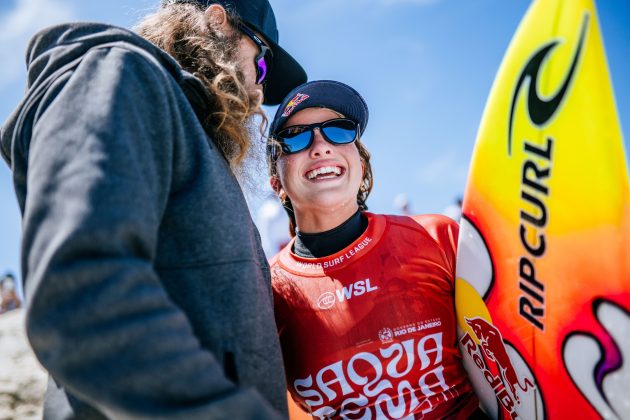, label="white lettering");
[417,333,443,370]
[382,339,415,378]
[366,278,378,292]
[347,352,392,397]
[311,405,336,420]
[294,375,324,407]
[339,394,370,420]
[336,285,353,302]
[292,333,452,417]
[354,281,366,296]
[374,381,419,419]
[418,365,449,397]
[328,279,379,306]
[319,237,373,268]
[315,361,354,401]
